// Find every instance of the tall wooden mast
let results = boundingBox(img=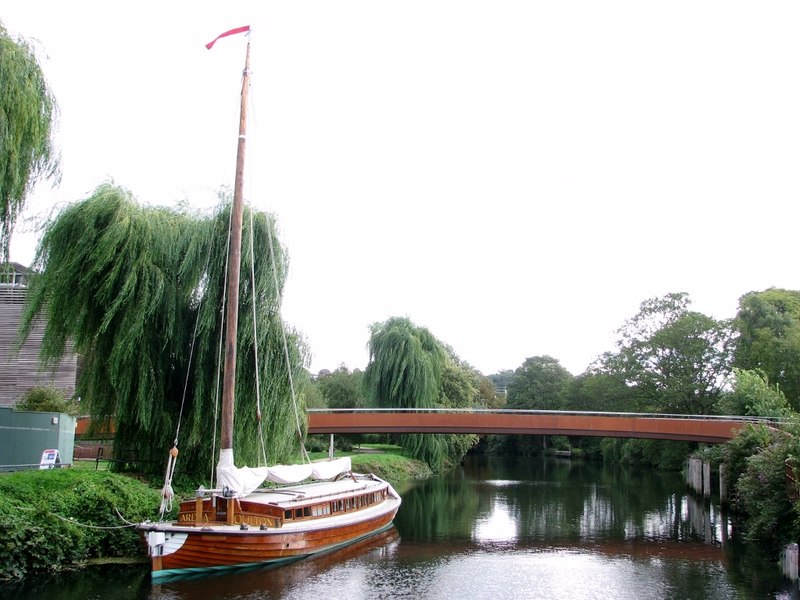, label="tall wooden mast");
[220,39,251,452]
